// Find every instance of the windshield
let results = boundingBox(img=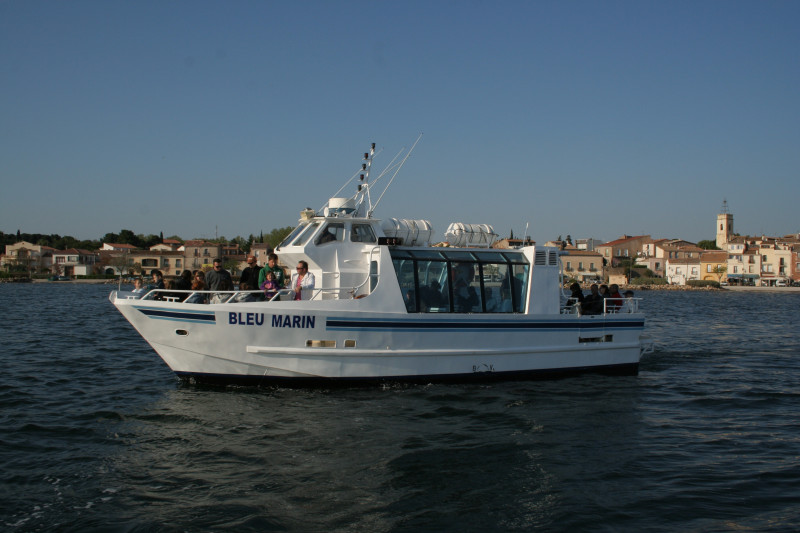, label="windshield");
[277,224,307,249]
